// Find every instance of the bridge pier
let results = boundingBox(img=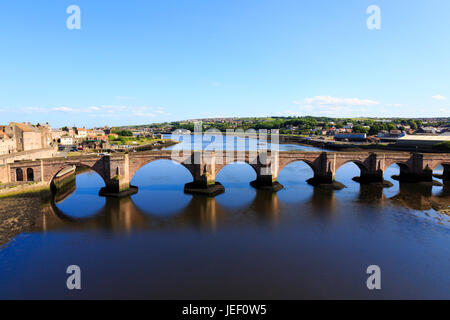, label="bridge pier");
[304,153,344,189]
[99,179,138,198]
[443,166,450,182]
[250,154,283,192]
[99,154,138,198]
[184,180,225,197]
[184,152,225,196]
[394,170,433,183]
[390,154,443,186]
[352,172,393,188]
[299,153,345,190]
[250,174,284,192]
[391,155,435,184]
[306,174,345,190]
